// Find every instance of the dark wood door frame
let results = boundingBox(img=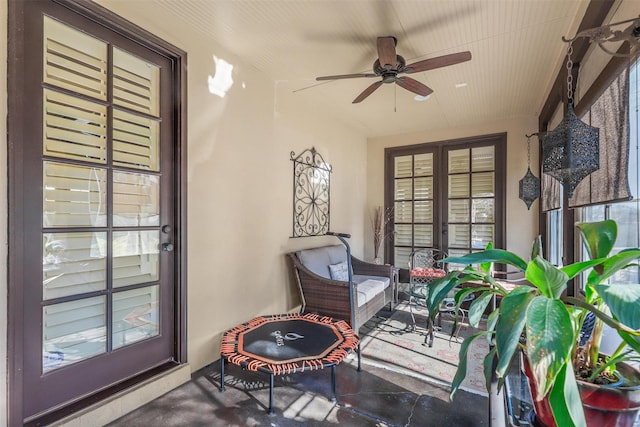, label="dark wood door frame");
[383,132,507,269]
[7,1,188,425]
